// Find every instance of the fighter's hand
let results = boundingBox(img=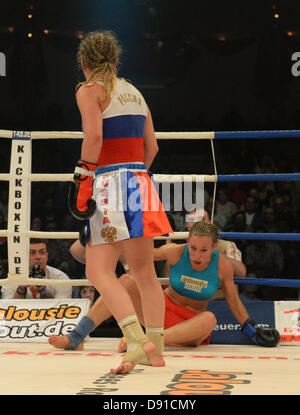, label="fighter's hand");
[242,319,280,347]
[68,160,97,220]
